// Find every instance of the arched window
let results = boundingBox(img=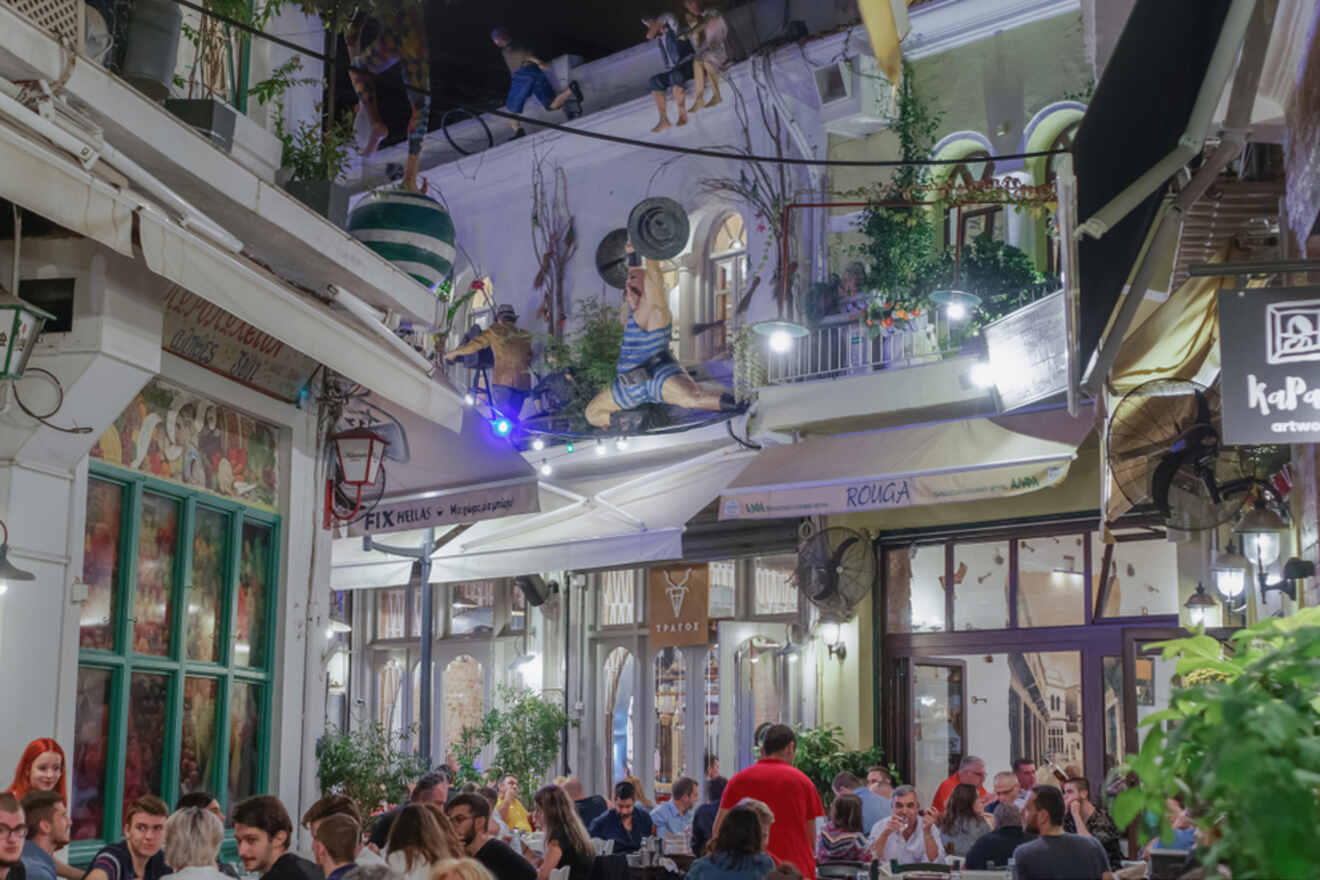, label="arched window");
[940,151,1003,251]
[604,647,638,788]
[442,655,484,755]
[701,214,747,360]
[654,648,687,796]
